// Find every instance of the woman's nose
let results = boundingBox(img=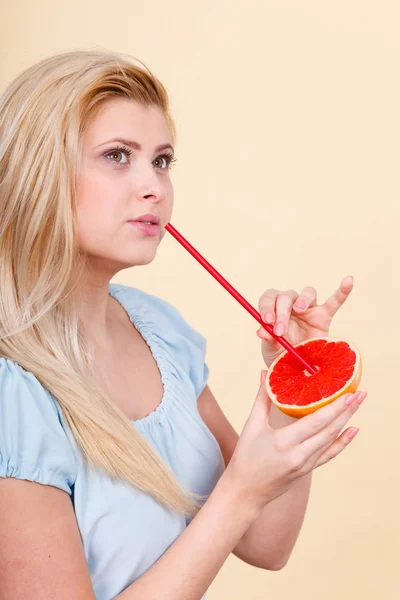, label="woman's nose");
[134,170,166,204]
